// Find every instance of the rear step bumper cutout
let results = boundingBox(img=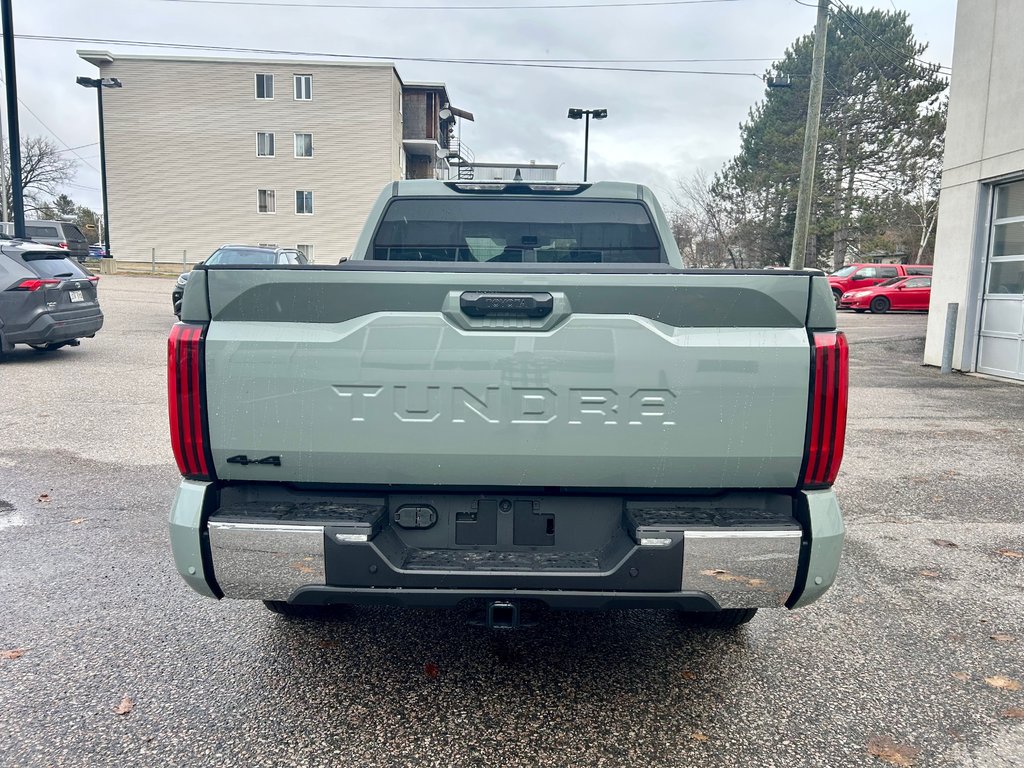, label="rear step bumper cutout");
[206,494,805,609]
